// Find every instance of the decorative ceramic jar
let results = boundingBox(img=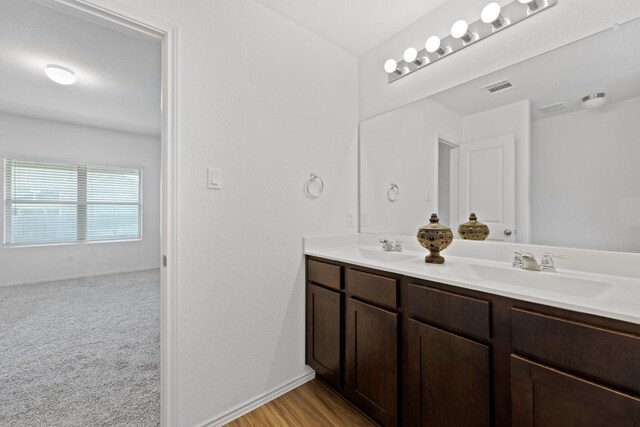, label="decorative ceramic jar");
[458,213,490,241]
[417,213,454,264]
